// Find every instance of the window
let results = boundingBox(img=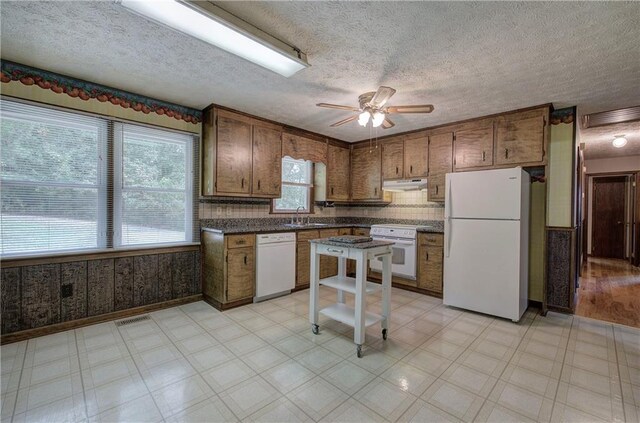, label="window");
[1,101,107,255]
[115,124,193,246]
[272,157,312,213]
[0,99,197,257]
